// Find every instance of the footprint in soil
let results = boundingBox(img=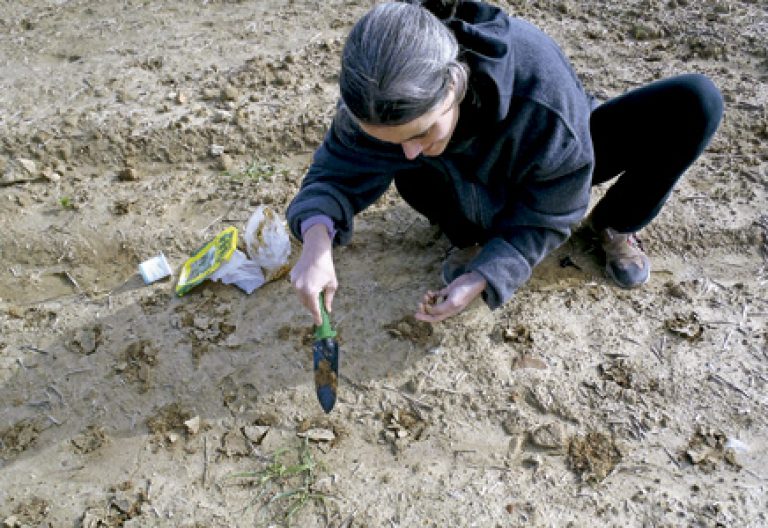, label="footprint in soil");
[71,425,109,454]
[567,431,622,483]
[145,402,194,449]
[5,497,51,527]
[684,425,742,471]
[383,315,438,347]
[380,407,428,453]
[114,340,157,393]
[0,418,43,460]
